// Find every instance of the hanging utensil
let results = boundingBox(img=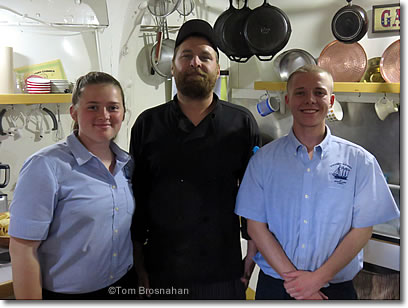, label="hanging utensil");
[318,40,367,82]
[151,19,176,78]
[154,17,165,64]
[214,0,238,57]
[41,107,58,131]
[0,106,24,139]
[221,0,253,63]
[147,0,182,18]
[0,163,10,189]
[176,0,195,17]
[38,110,44,139]
[332,0,368,43]
[274,49,317,81]
[243,0,292,61]
[55,104,64,141]
[25,105,45,141]
[380,39,400,83]
[0,109,7,136]
[147,0,180,64]
[5,106,25,140]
